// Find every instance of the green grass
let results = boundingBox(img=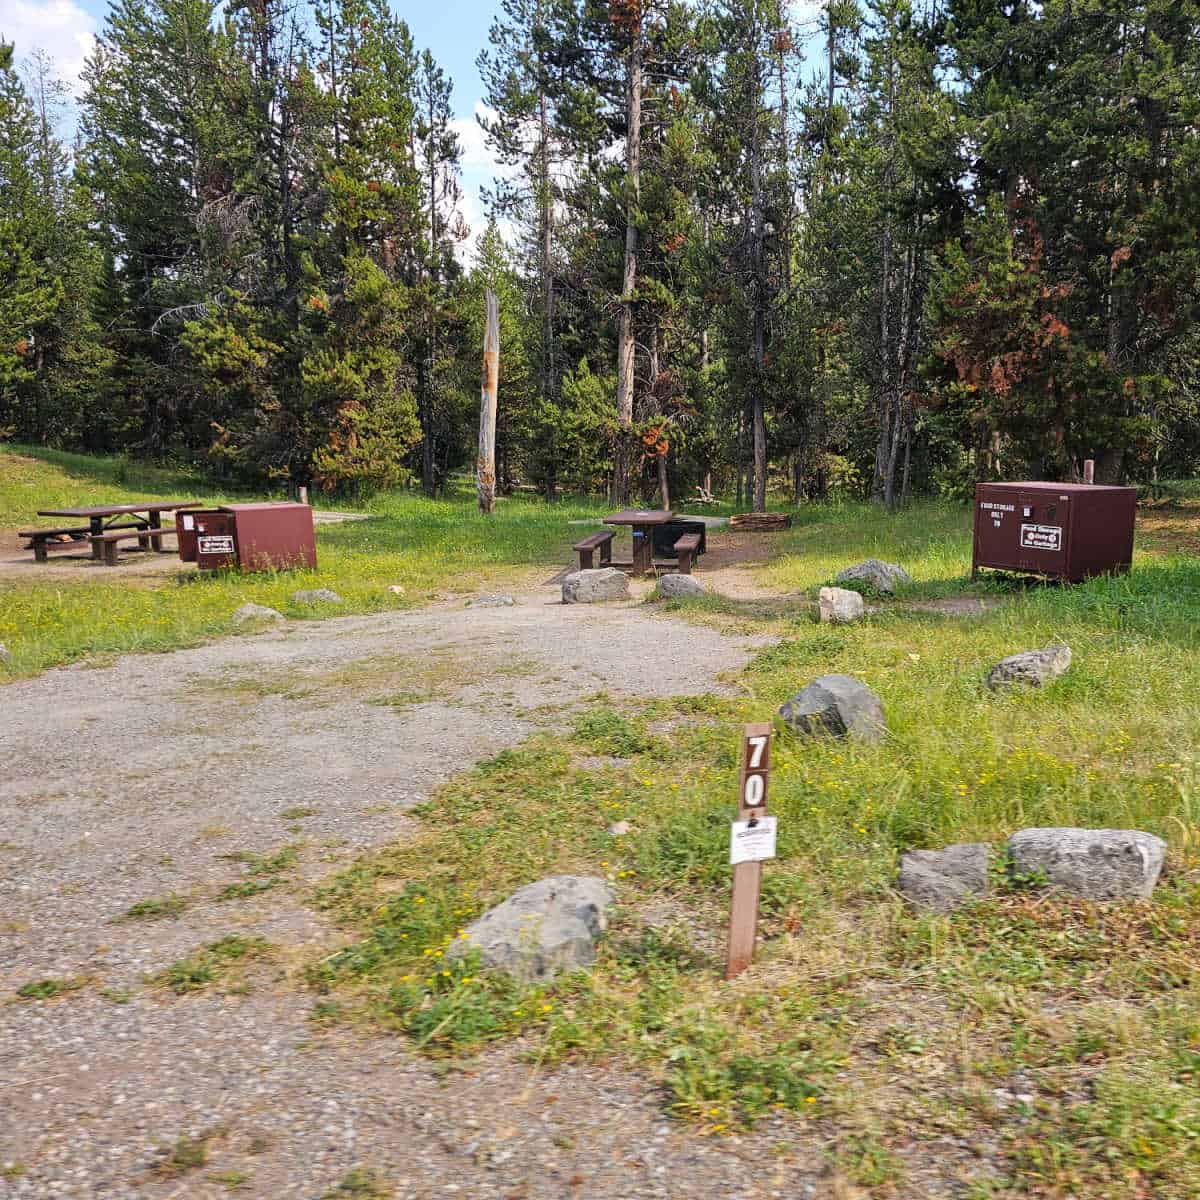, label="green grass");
[321,1168,394,1198]
[14,976,87,1000]
[158,935,273,995]
[123,893,190,921]
[306,547,1200,1194]
[0,443,609,678]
